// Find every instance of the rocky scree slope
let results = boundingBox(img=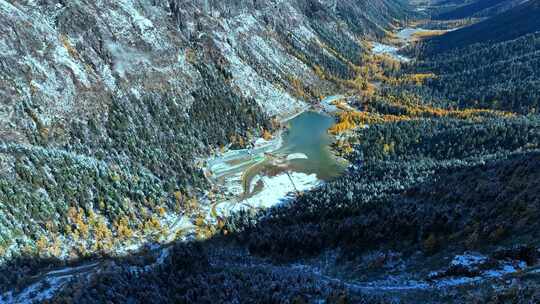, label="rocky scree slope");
[0,0,409,269]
